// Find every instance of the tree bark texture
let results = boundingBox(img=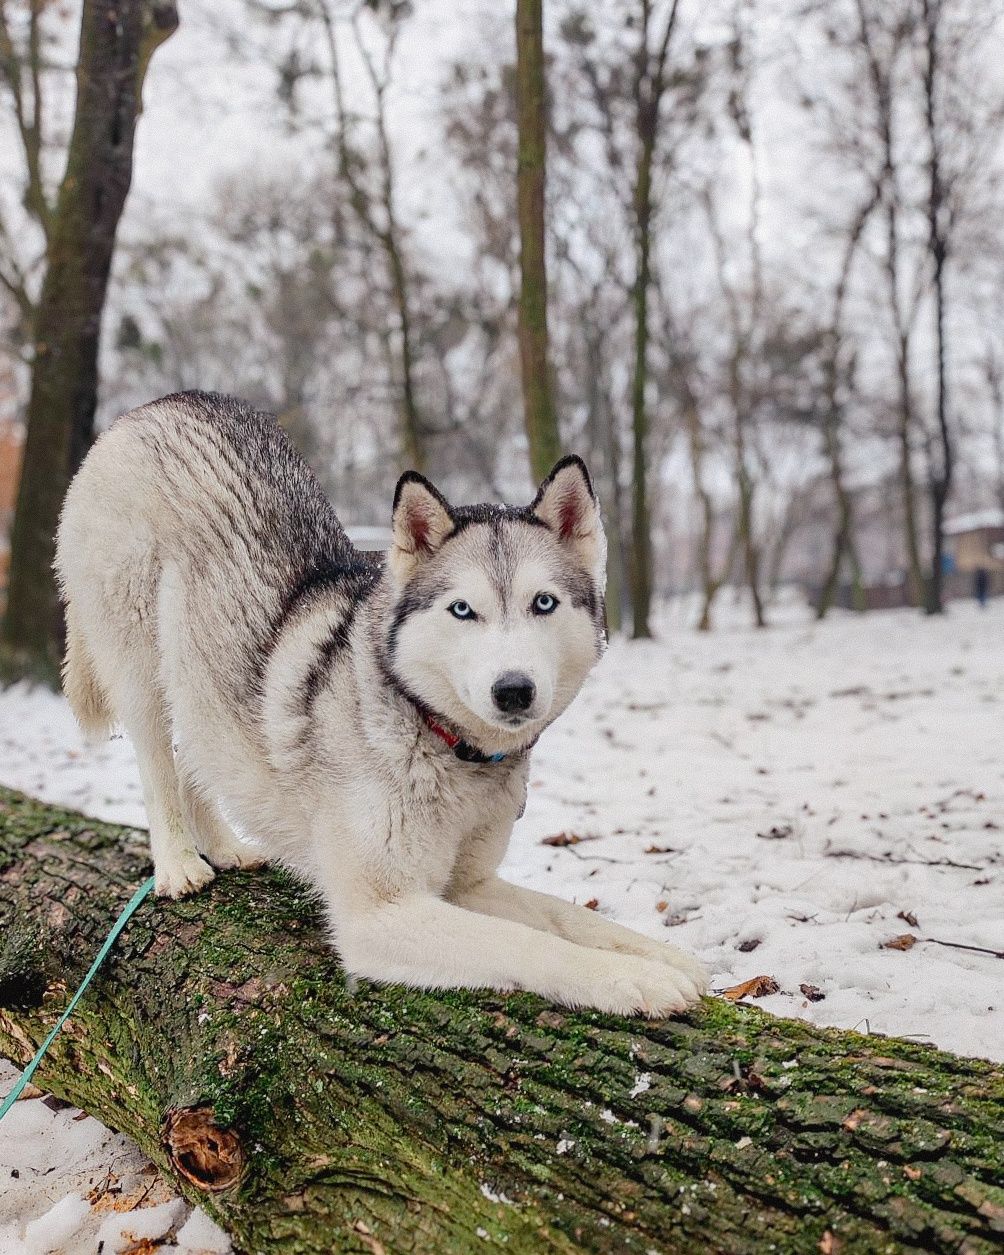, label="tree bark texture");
[2,789,1003,1254]
[626,0,680,640]
[920,0,953,618]
[515,0,561,486]
[815,192,876,621]
[628,123,655,641]
[0,0,178,685]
